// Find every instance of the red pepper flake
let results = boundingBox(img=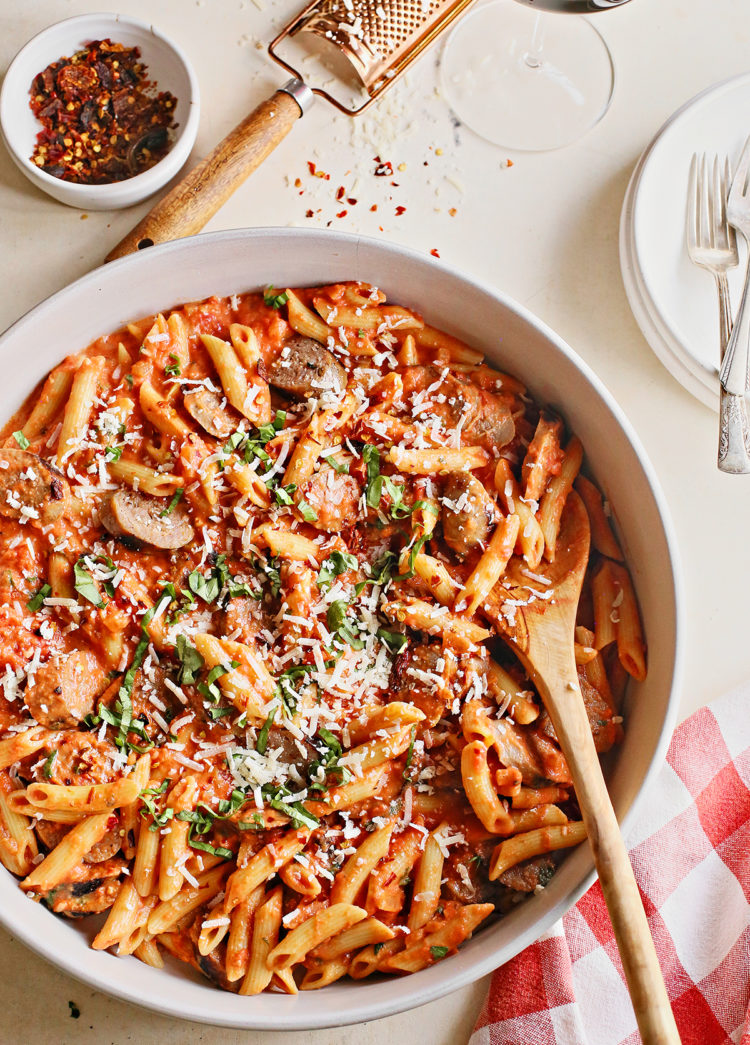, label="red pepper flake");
[305,209,314,218]
[29,38,177,184]
[336,185,345,200]
[294,177,302,188]
[307,161,317,175]
[506,159,514,167]
[347,198,357,205]
[449,207,457,217]
[374,158,393,177]
[370,204,378,212]
[430,248,441,258]
[395,205,406,216]
[336,209,348,218]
